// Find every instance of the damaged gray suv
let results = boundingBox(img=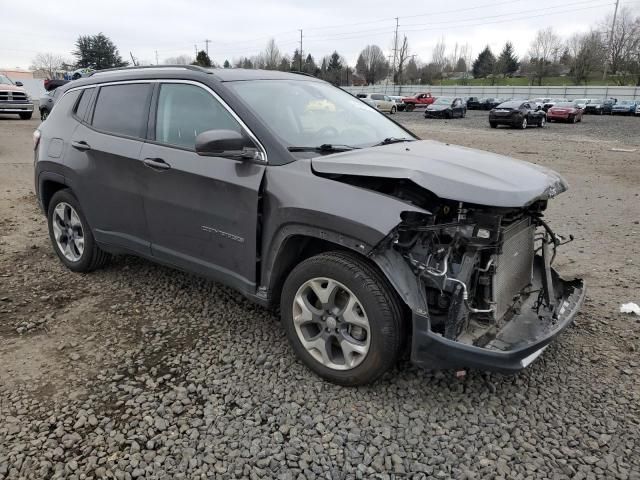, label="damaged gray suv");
[34,66,585,385]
